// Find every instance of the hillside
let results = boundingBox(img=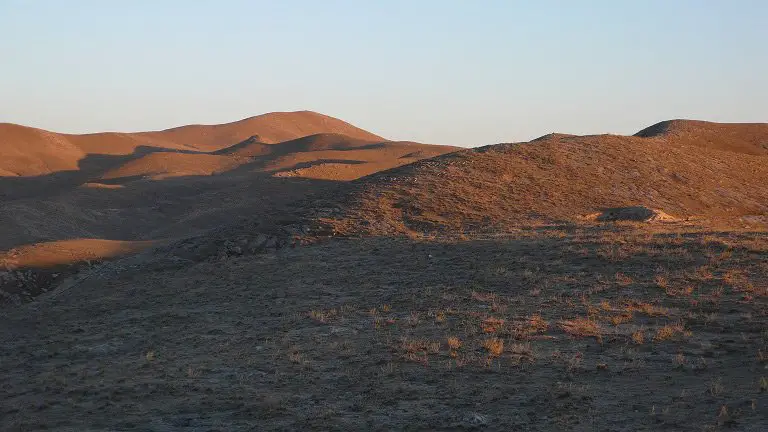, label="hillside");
[0,113,457,277]
[0,111,384,178]
[307,130,768,237]
[137,110,384,149]
[99,133,458,182]
[635,119,768,155]
[2,118,768,431]
[0,124,86,176]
